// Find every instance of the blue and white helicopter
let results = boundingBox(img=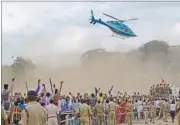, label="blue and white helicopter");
[90,10,138,39]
